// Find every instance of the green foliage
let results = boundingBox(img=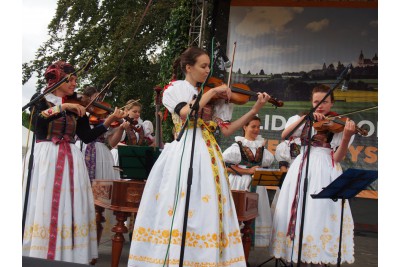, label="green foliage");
[157,0,192,143]
[22,111,31,129]
[22,0,197,144]
[23,0,178,120]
